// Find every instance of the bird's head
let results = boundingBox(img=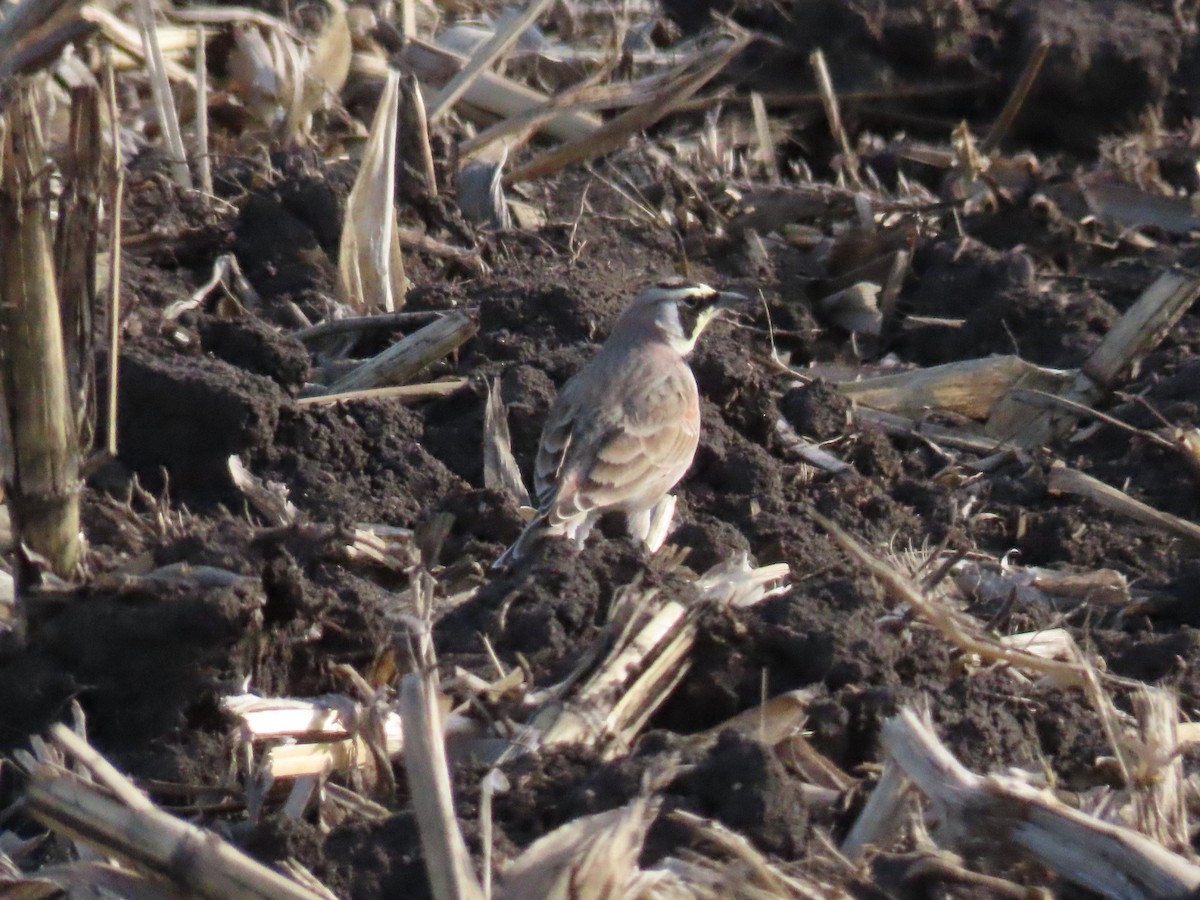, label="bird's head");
[617,278,747,355]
